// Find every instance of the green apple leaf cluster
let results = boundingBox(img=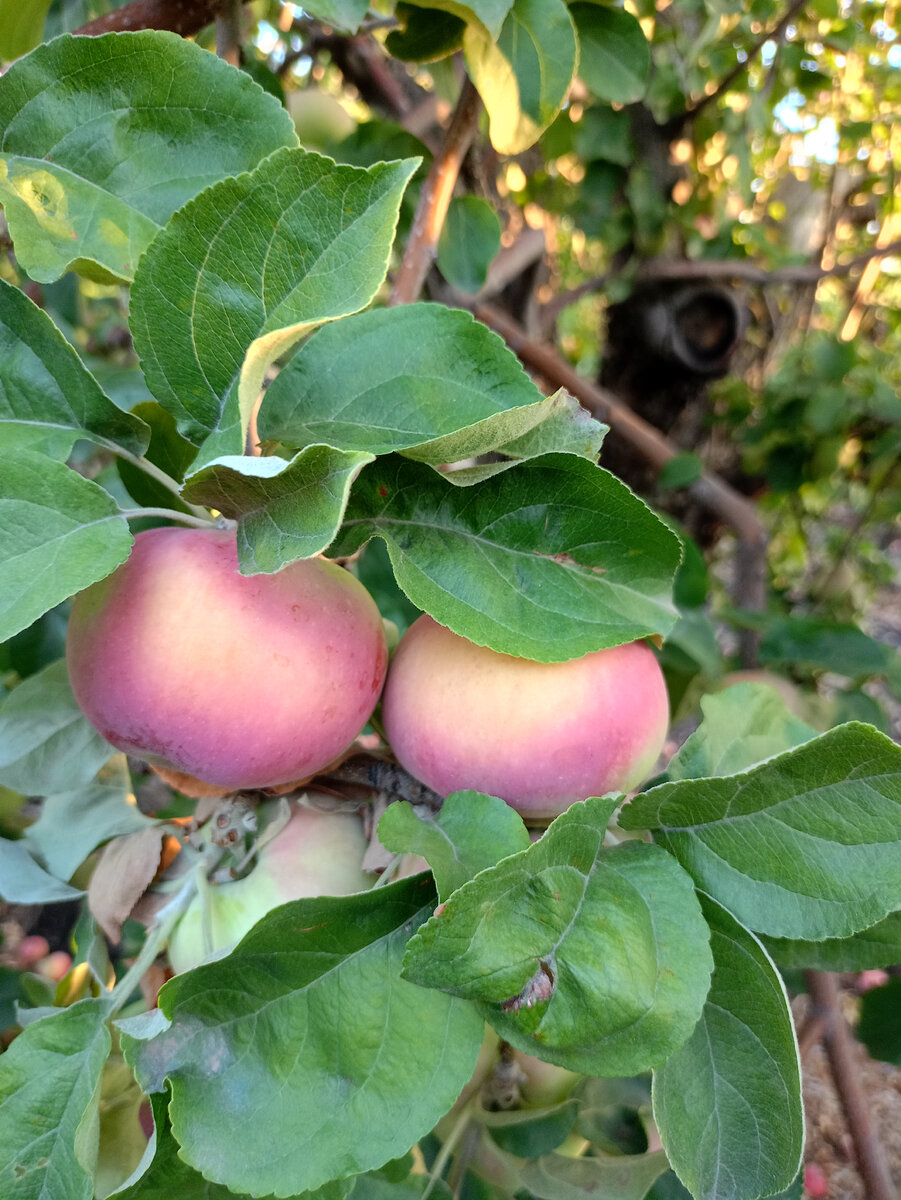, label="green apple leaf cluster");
[0,19,899,1200]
